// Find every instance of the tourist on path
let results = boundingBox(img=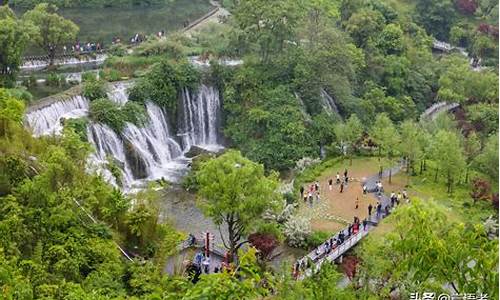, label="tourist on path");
[315,181,320,192]
[344,169,348,178]
[336,172,340,184]
[328,178,333,190]
[340,182,344,193]
[202,256,211,273]
[355,197,359,209]
[363,184,367,194]
[376,202,382,218]
[362,219,367,230]
[368,204,373,216]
